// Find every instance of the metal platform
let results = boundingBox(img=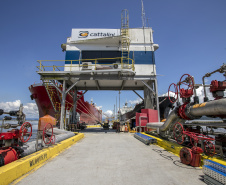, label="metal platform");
[37,69,156,91]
